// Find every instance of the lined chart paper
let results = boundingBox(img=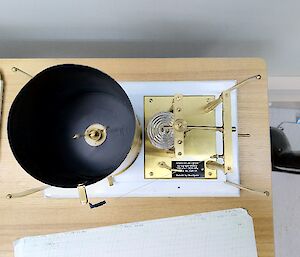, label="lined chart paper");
[14,208,258,257]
